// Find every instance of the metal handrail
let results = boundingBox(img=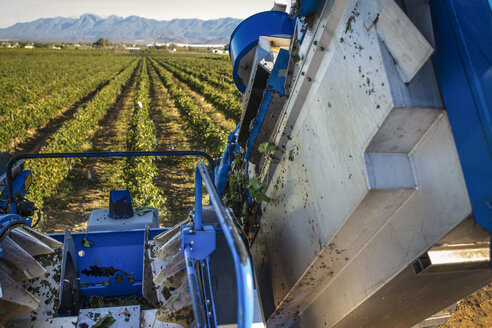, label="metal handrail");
[194,161,254,328]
